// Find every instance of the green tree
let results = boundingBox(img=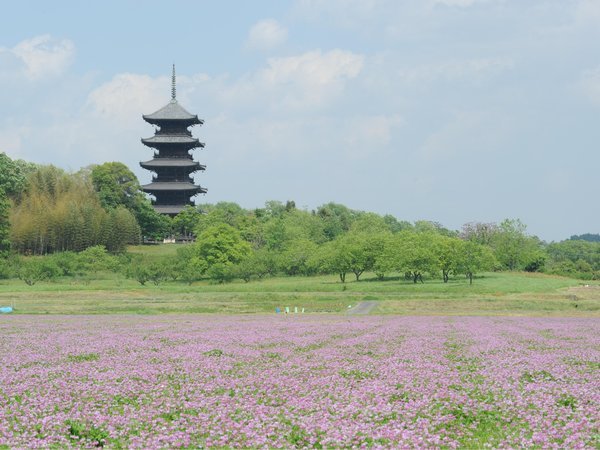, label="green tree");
[316,202,358,240]
[231,256,257,282]
[191,224,252,281]
[434,235,463,283]
[206,263,236,284]
[491,219,542,271]
[396,231,439,283]
[569,233,600,243]
[103,207,141,253]
[382,214,413,233]
[127,260,151,286]
[172,205,202,238]
[195,202,246,230]
[0,188,9,256]
[180,257,209,285]
[547,240,600,270]
[174,245,208,284]
[90,162,167,239]
[48,251,81,276]
[372,235,398,280]
[251,248,280,277]
[0,152,36,198]
[349,213,389,234]
[195,202,263,246]
[345,235,372,281]
[0,155,19,255]
[413,220,457,237]
[91,162,141,210]
[455,240,496,284]
[18,257,61,285]
[135,201,172,241]
[76,246,120,273]
[318,239,353,283]
[254,200,287,220]
[546,240,600,279]
[279,239,319,276]
[318,231,389,282]
[131,259,169,286]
